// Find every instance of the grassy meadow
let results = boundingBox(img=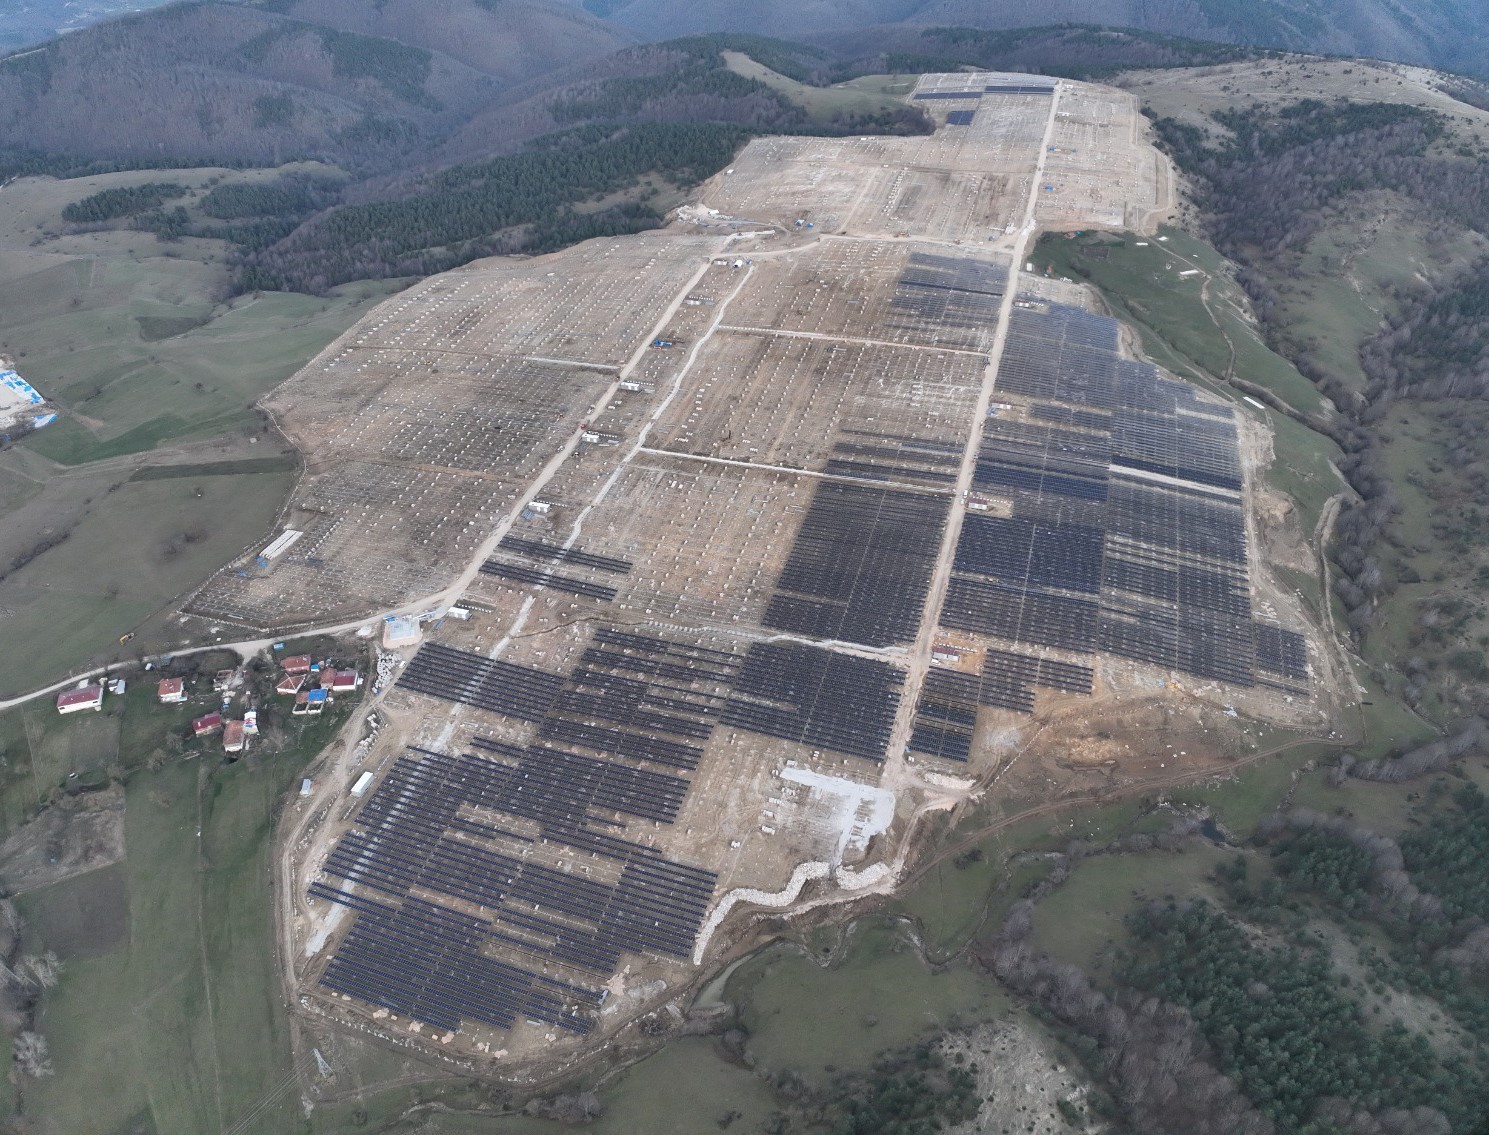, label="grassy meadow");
[1,655,358,1135]
[0,166,401,696]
